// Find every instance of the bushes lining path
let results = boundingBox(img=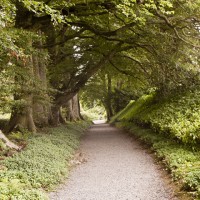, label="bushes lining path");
[111,90,200,199]
[50,123,175,200]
